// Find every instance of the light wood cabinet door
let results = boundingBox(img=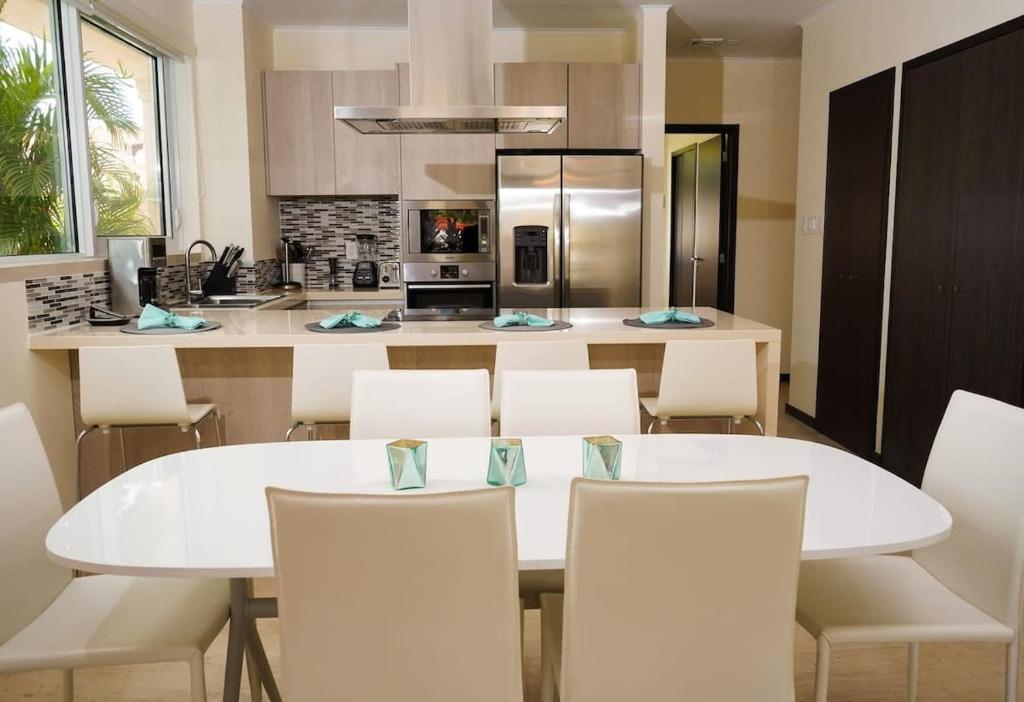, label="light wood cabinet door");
[495,62,568,149]
[568,63,641,150]
[398,63,496,200]
[263,71,335,196]
[332,70,401,195]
